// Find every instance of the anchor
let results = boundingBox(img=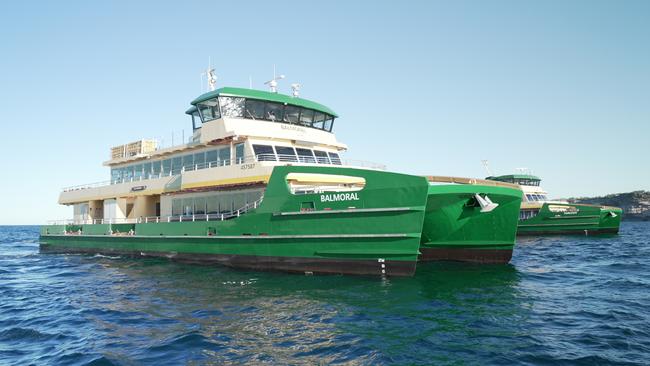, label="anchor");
[475,194,499,213]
